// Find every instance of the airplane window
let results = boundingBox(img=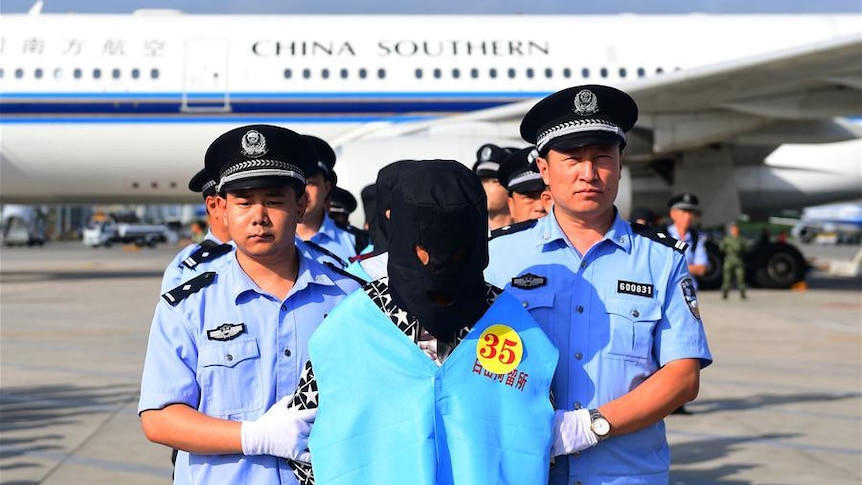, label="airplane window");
[359,68,367,79]
[545,68,553,78]
[563,68,571,78]
[15,68,23,79]
[582,68,590,78]
[600,67,608,78]
[507,68,516,79]
[131,68,140,79]
[321,68,330,79]
[433,68,441,79]
[619,67,627,78]
[112,68,121,79]
[132,182,140,189]
[0,68,4,79]
[150,68,159,79]
[415,68,423,79]
[53,68,62,79]
[452,68,460,79]
[489,68,497,79]
[74,68,82,79]
[470,68,479,79]
[656,67,664,74]
[674,66,681,72]
[34,68,43,79]
[526,68,534,79]
[303,68,311,79]
[340,68,348,79]
[283,68,292,79]
[93,68,102,79]
[151,182,158,189]
[378,68,386,79]
[637,67,645,78]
